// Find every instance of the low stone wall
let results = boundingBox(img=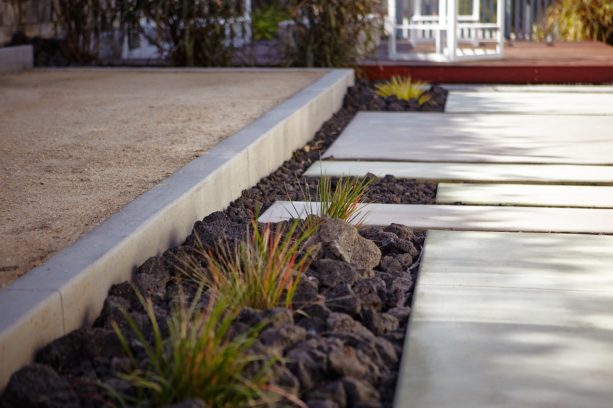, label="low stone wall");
[0,44,32,72]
